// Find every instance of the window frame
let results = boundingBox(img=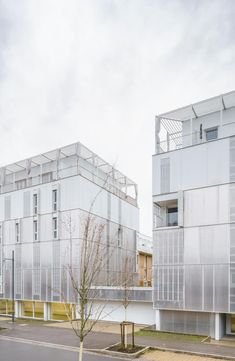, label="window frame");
[15,221,20,243]
[33,220,38,241]
[205,127,218,141]
[52,217,58,239]
[33,193,38,215]
[52,189,58,212]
